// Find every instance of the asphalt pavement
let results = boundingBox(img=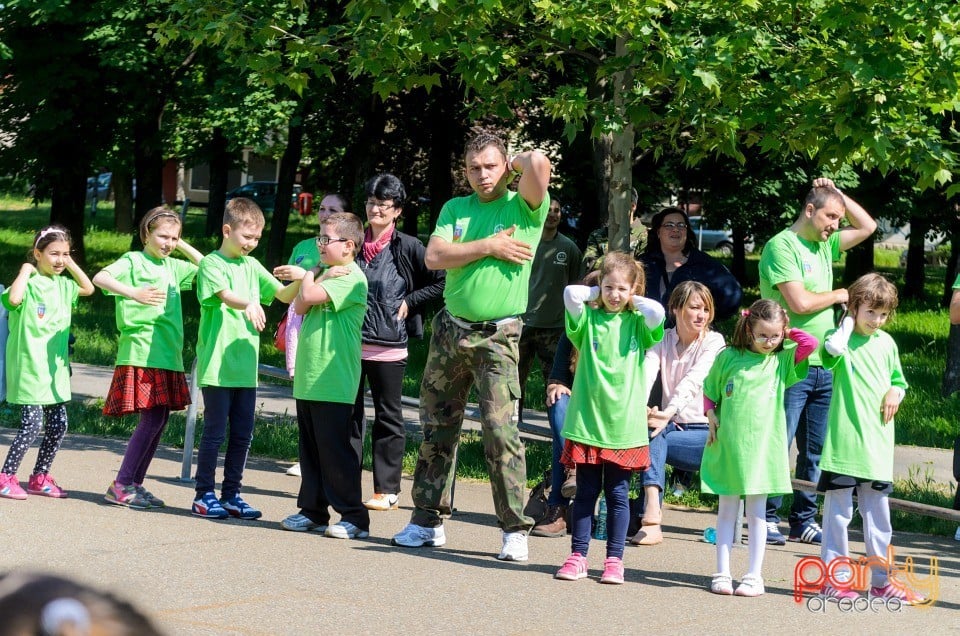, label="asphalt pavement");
[0,363,955,634]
